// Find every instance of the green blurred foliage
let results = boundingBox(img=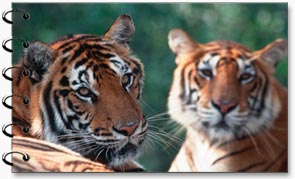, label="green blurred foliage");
[12,3,287,172]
